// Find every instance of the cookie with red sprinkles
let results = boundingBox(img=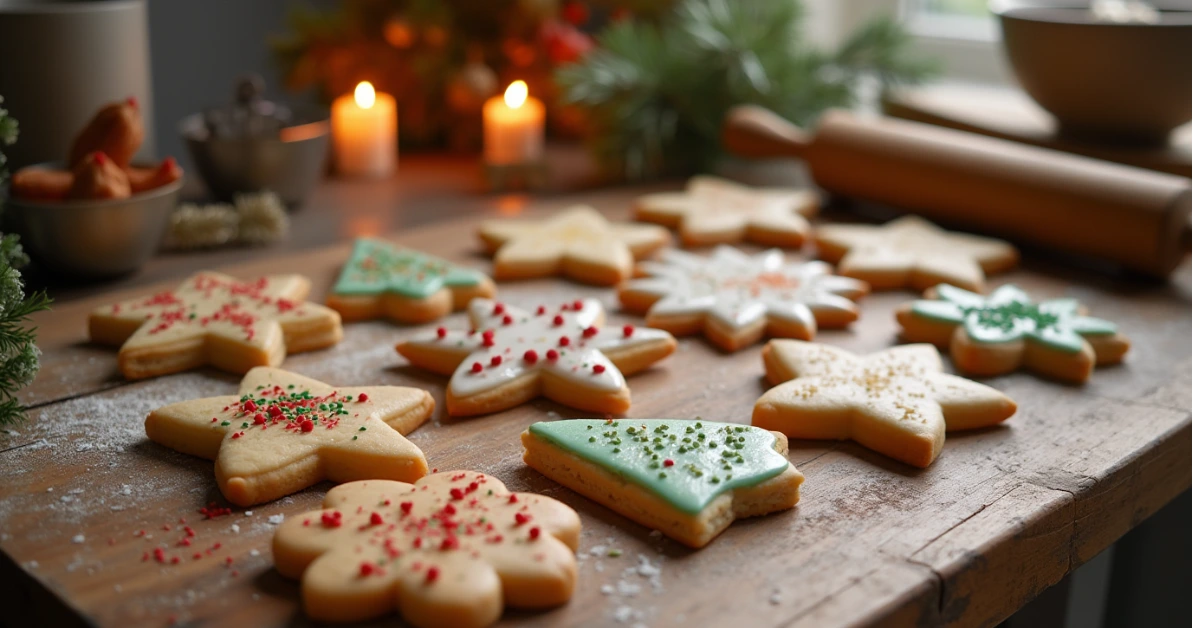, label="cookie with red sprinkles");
[145,367,433,506]
[89,271,343,380]
[396,298,676,416]
[272,471,581,627]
